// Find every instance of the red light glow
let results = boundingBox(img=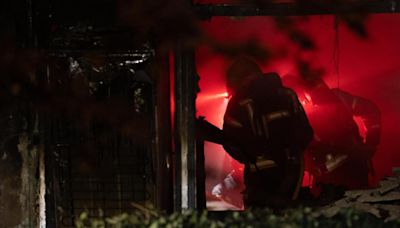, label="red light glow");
[196,13,400,210]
